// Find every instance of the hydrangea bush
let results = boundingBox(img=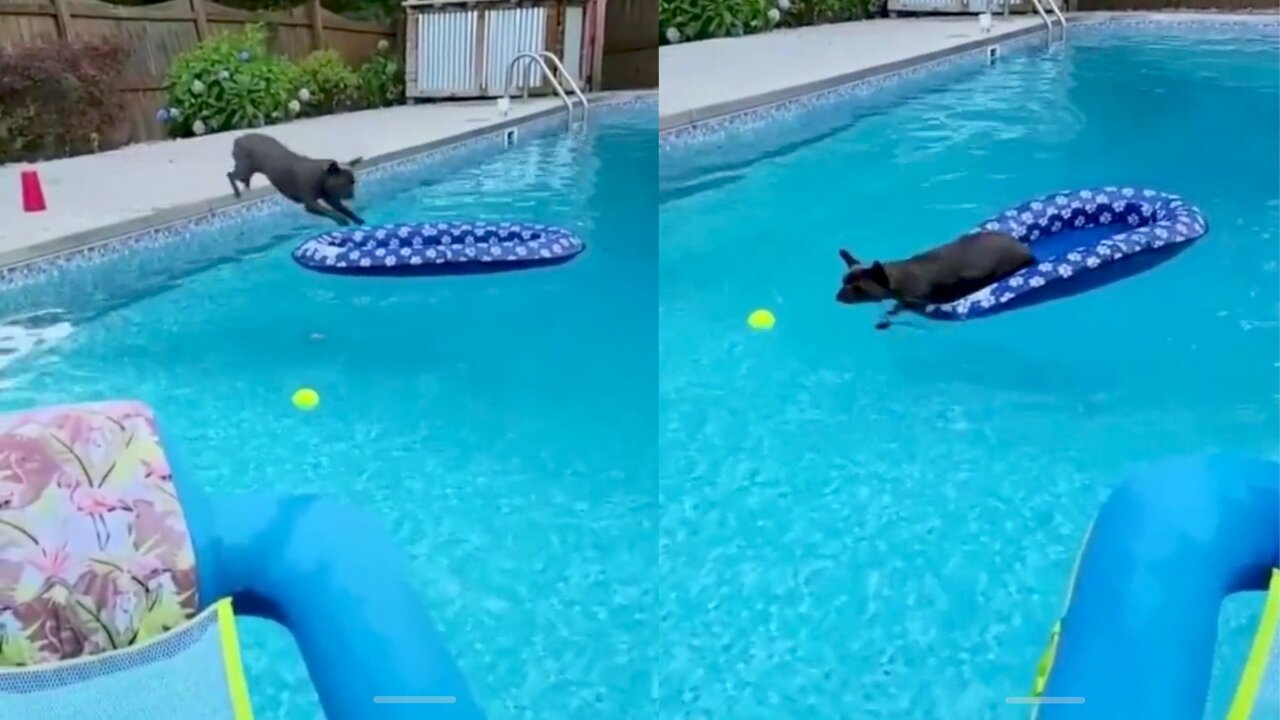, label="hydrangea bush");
[355,40,404,109]
[659,0,780,43]
[660,0,878,44]
[160,27,403,138]
[162,24,306,137]
[296,49,360,114]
